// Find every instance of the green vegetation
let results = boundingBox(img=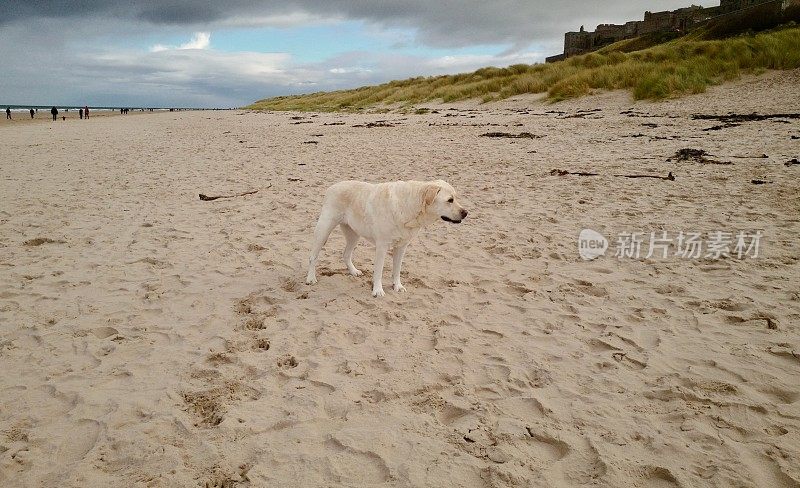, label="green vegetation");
[248,26,800,111]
